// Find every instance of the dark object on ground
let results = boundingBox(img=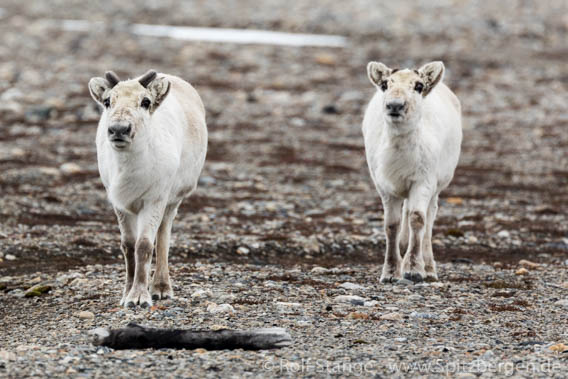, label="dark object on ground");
[89,322,292,350]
